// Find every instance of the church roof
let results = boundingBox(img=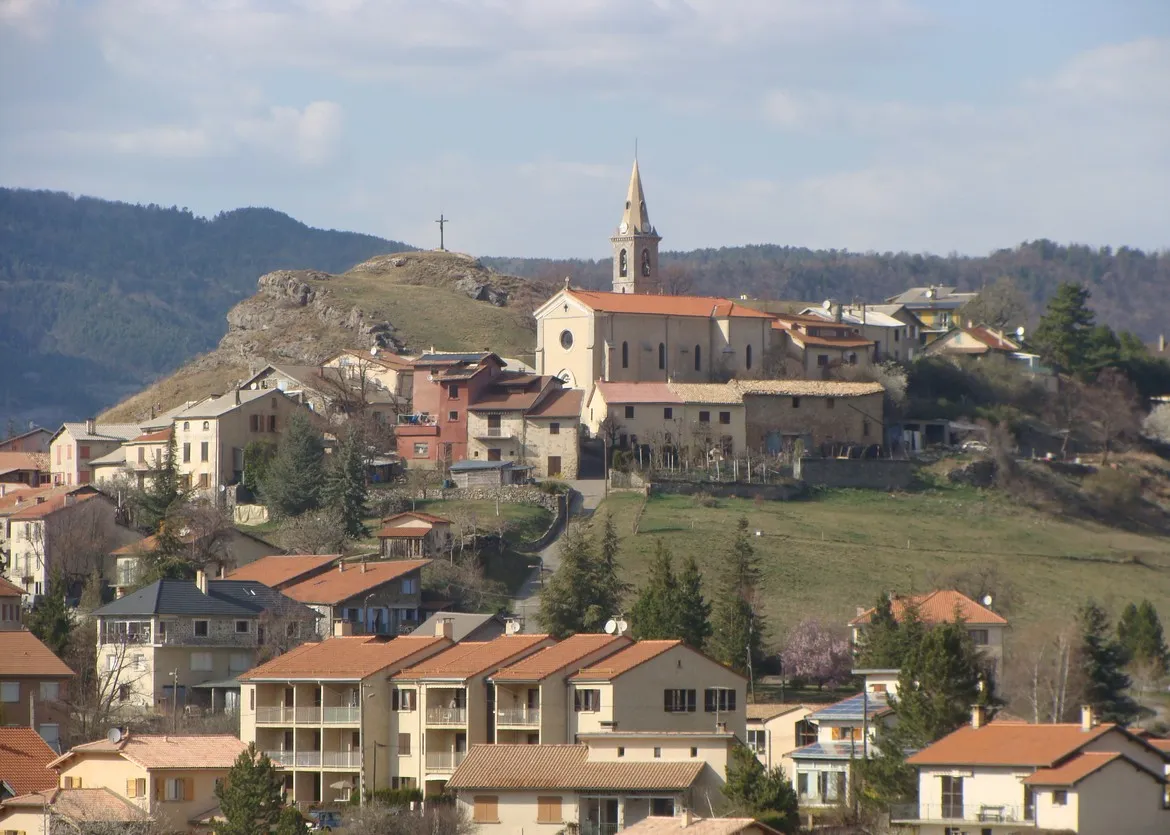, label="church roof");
[565,289,773,319]
[616,158,656,237]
